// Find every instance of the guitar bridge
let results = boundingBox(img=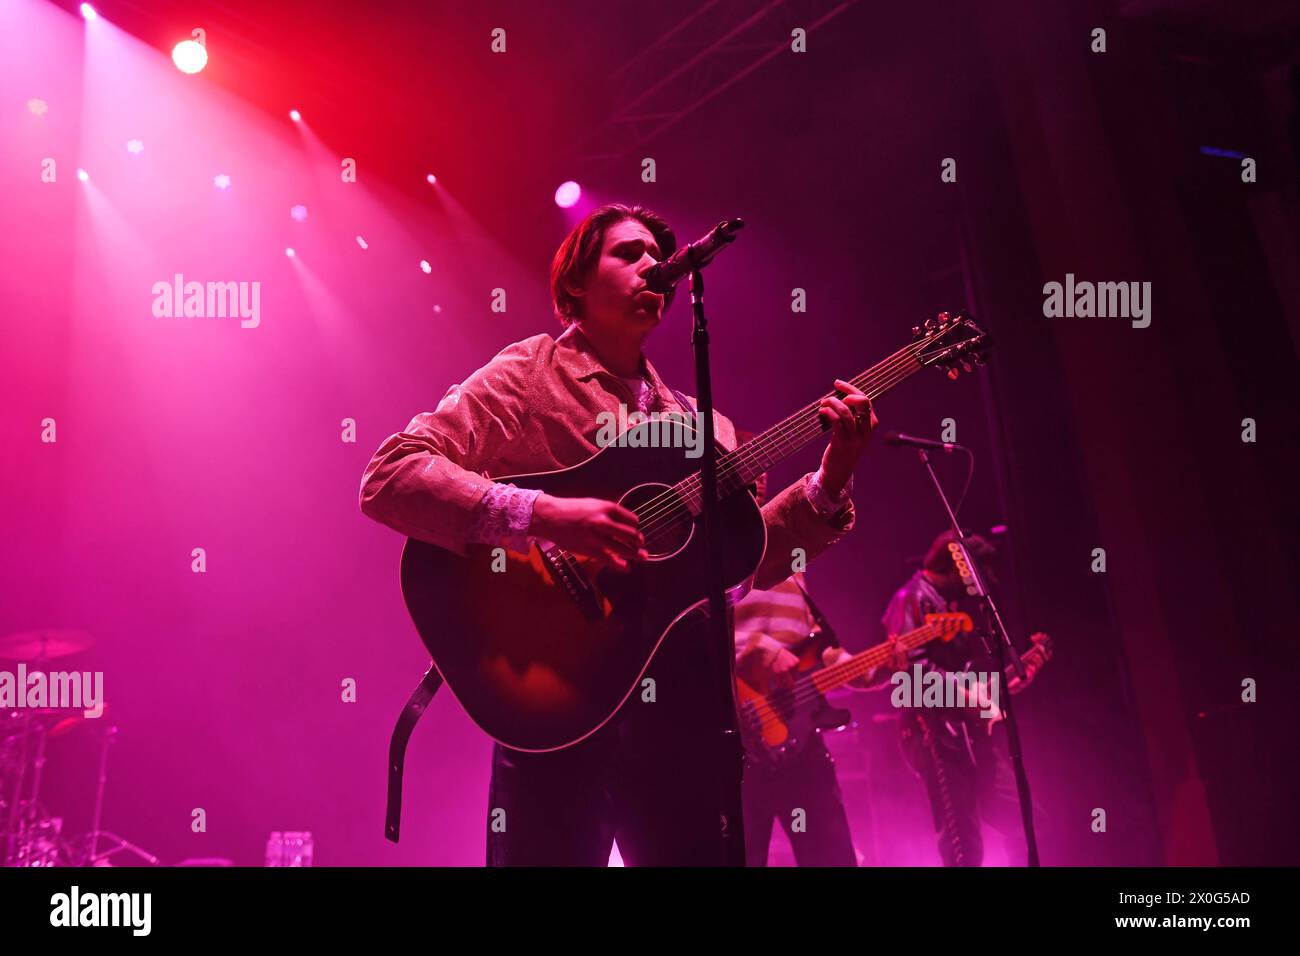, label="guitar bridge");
[539,545,604,624]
